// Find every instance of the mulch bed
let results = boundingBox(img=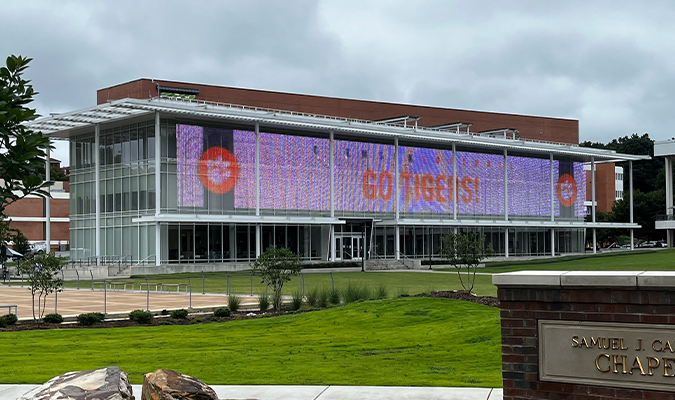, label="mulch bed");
[0,312,260,332]
[1,292,500,331]
[416,290,500,307]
